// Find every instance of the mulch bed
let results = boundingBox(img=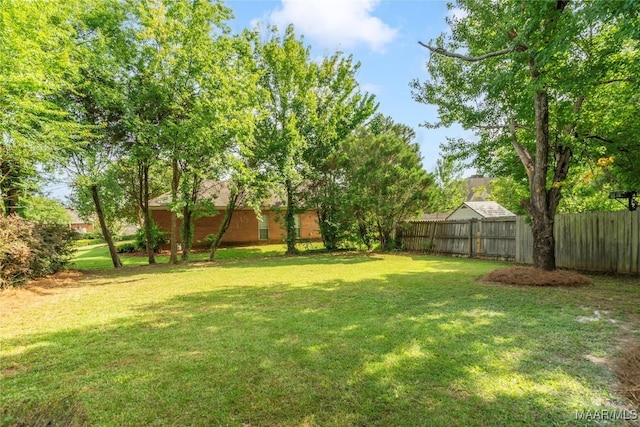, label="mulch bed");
[617,344,640,408]
[482,266,592,287]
